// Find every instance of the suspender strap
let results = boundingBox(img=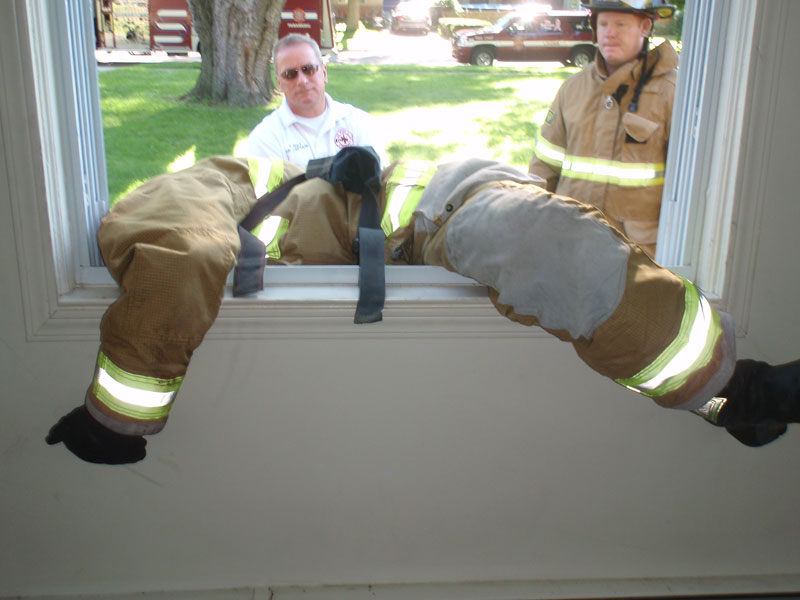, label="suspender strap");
[353,227,385,323]
[232,224,267,297]
[239,173,307,231]
[233,173,308,297]
[307,146,385,323]
[234,147,385,324]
